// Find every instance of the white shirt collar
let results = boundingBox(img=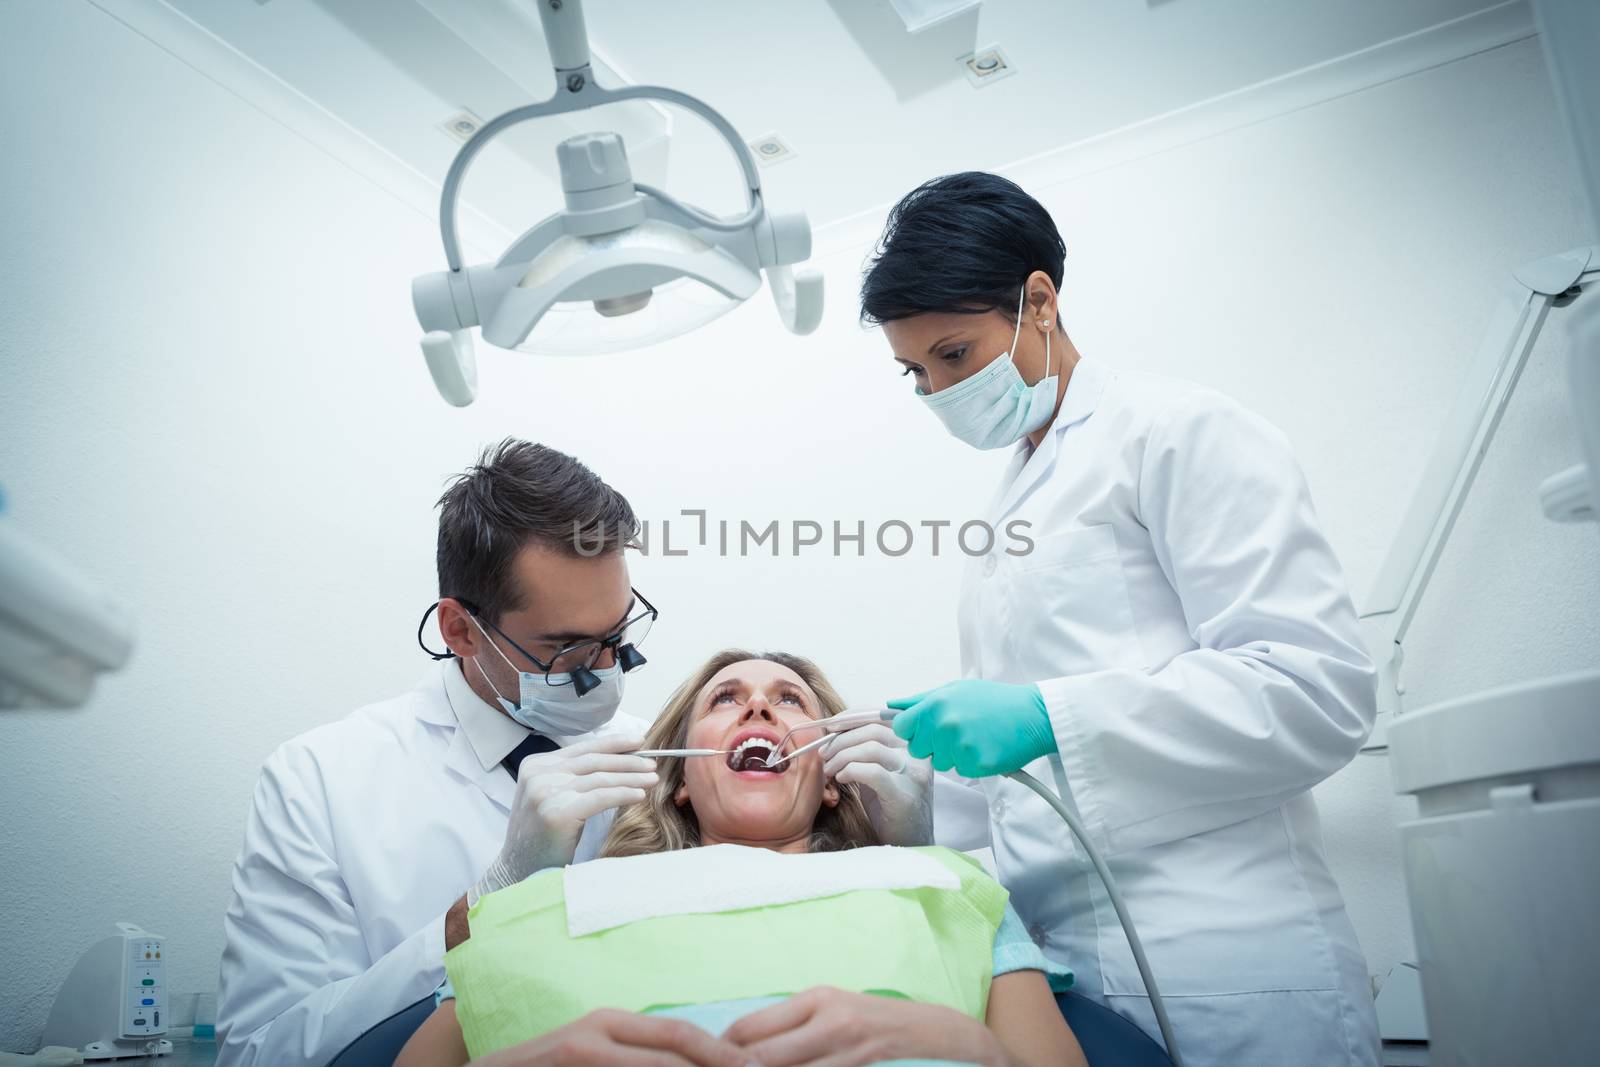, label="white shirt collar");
[440,657,535,773]
[1051,356,1110,435]
[1009,357,1111,466]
